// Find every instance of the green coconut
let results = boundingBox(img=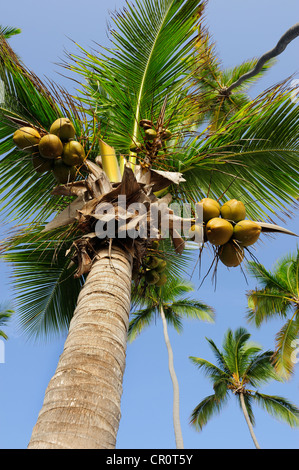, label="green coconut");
[144,128,157,140]
[156,259,167,273]
[233,220,261,246]
[162,128,172,141]
[196,198,221,223]
[50,117,76,141]
[220,199,246,223]
[13,127,41,151]
[145,270,160,285]
[139,119,153,129]
[130,141,142,152]
[52,158,77,184]
[219,242,244,267]
[155,273,168,287]
[32,153,53,173]
[39,134,63,159]
[146,256,160,269]
[62,141,85,166]
[151,240,160,250]
[206,217,234,246]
